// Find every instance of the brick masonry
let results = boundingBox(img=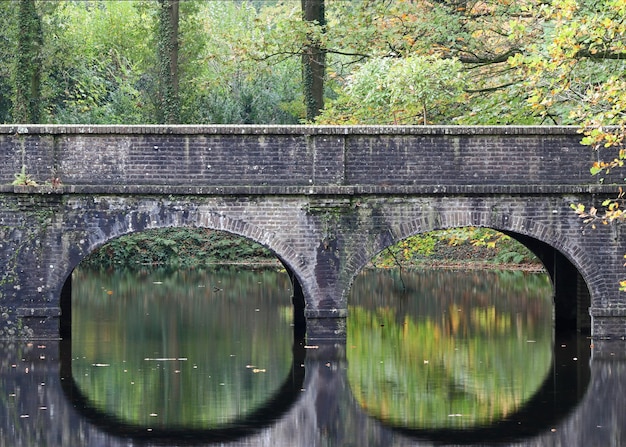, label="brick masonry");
[0,125,624,340]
